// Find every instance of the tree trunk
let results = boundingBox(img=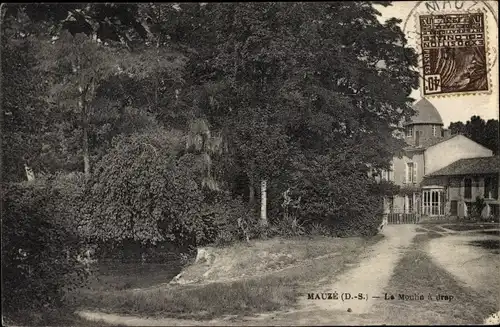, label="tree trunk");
[249,175,255,205]
[75,52,91,179]
[79,84,91,179]
[81,94,91,179]
[260,179,268,227]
